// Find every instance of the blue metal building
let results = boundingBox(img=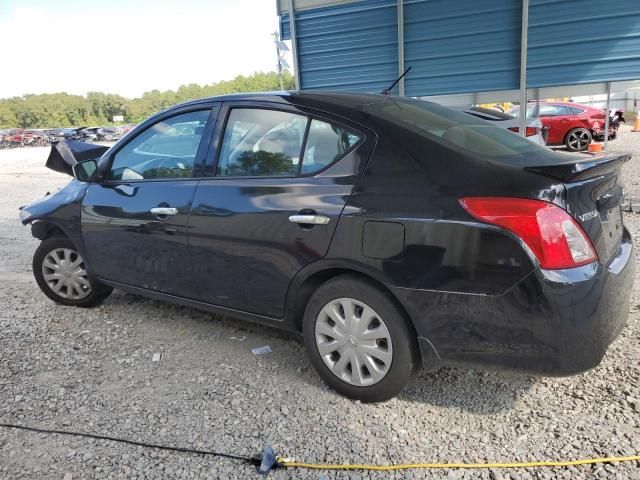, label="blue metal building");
[278,0,640,105]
